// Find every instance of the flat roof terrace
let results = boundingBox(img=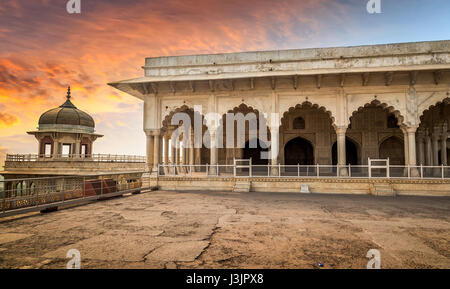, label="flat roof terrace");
[0,190,448,268]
